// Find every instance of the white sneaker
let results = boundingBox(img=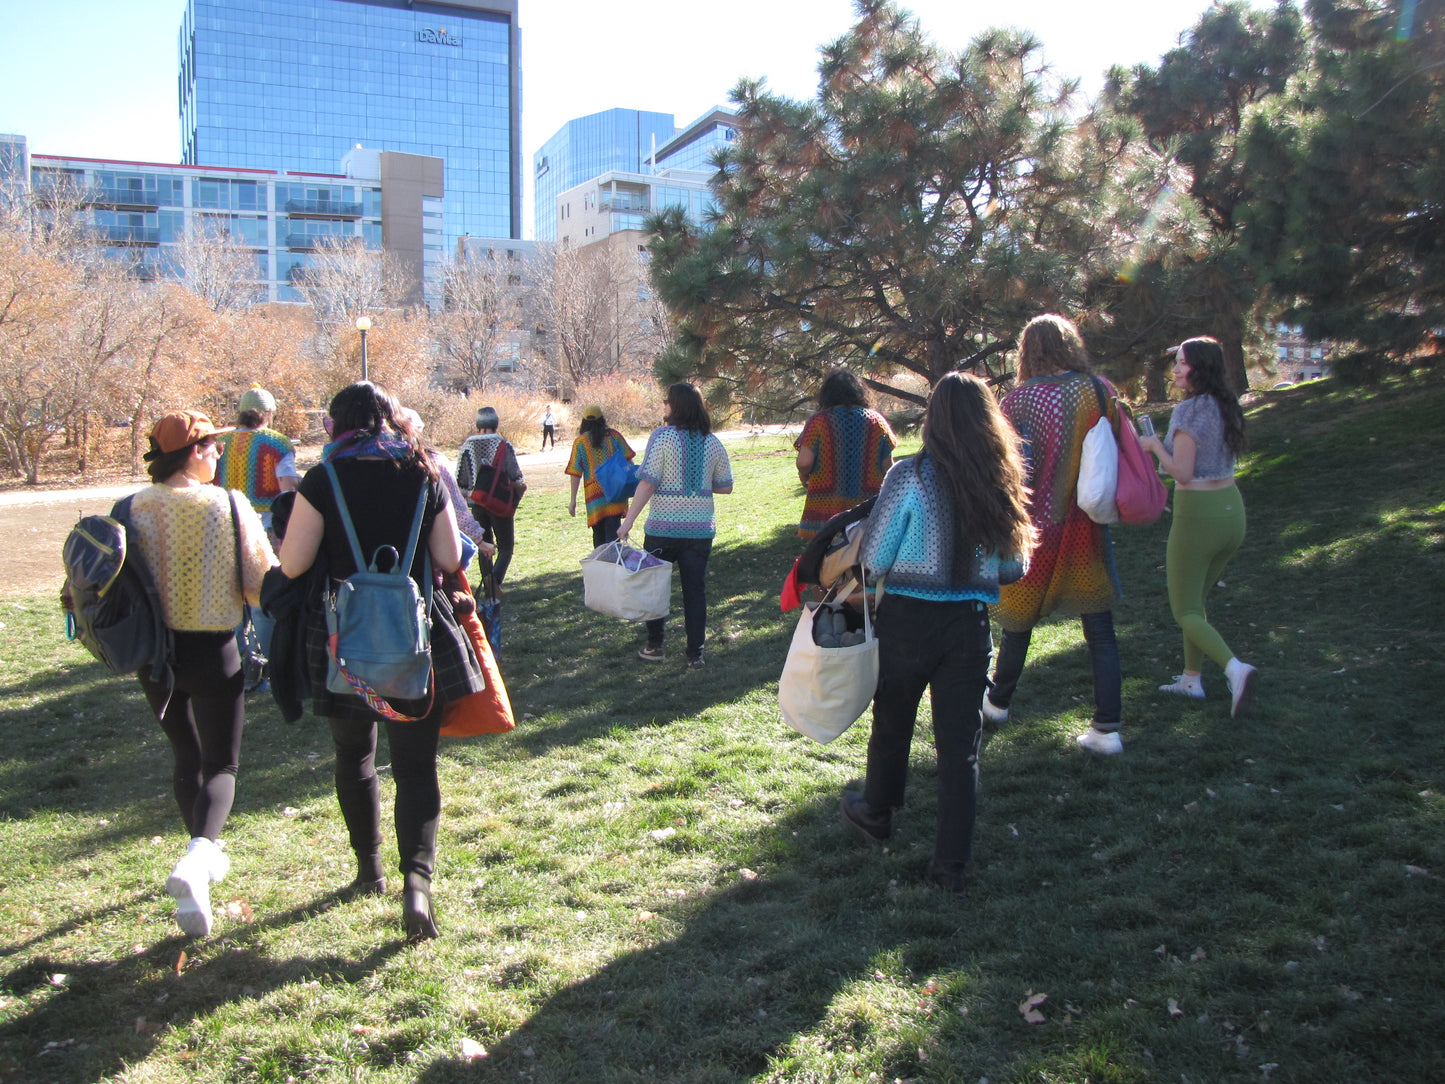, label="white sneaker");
[1225,660,1258,719]
[166,838,225,938]
[1076,728,1124,755]
[1159,674,1205,699]
[981,695,1009,724]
